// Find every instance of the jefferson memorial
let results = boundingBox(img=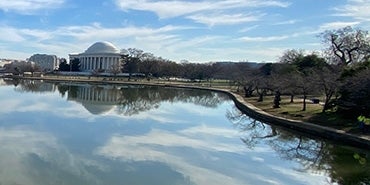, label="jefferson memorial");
[70,41,126,72]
